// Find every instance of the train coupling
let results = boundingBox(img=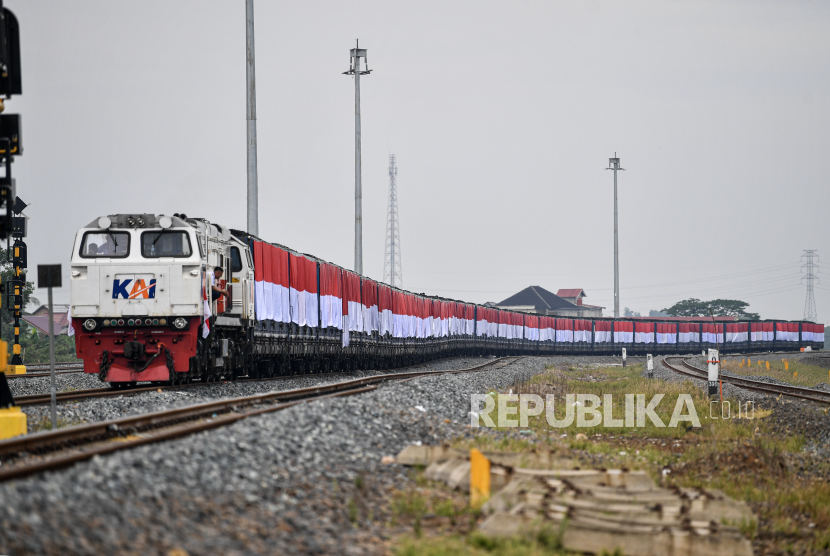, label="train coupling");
[123,341,146,361]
